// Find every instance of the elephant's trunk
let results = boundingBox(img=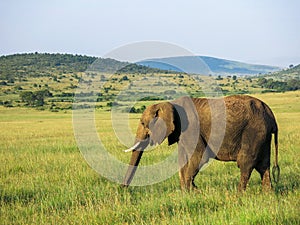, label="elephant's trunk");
[122,150,144,186]
[122,139,149,187]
